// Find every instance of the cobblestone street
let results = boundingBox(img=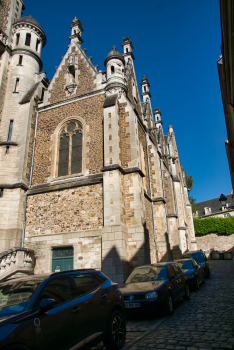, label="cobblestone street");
[91,260,234,350]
